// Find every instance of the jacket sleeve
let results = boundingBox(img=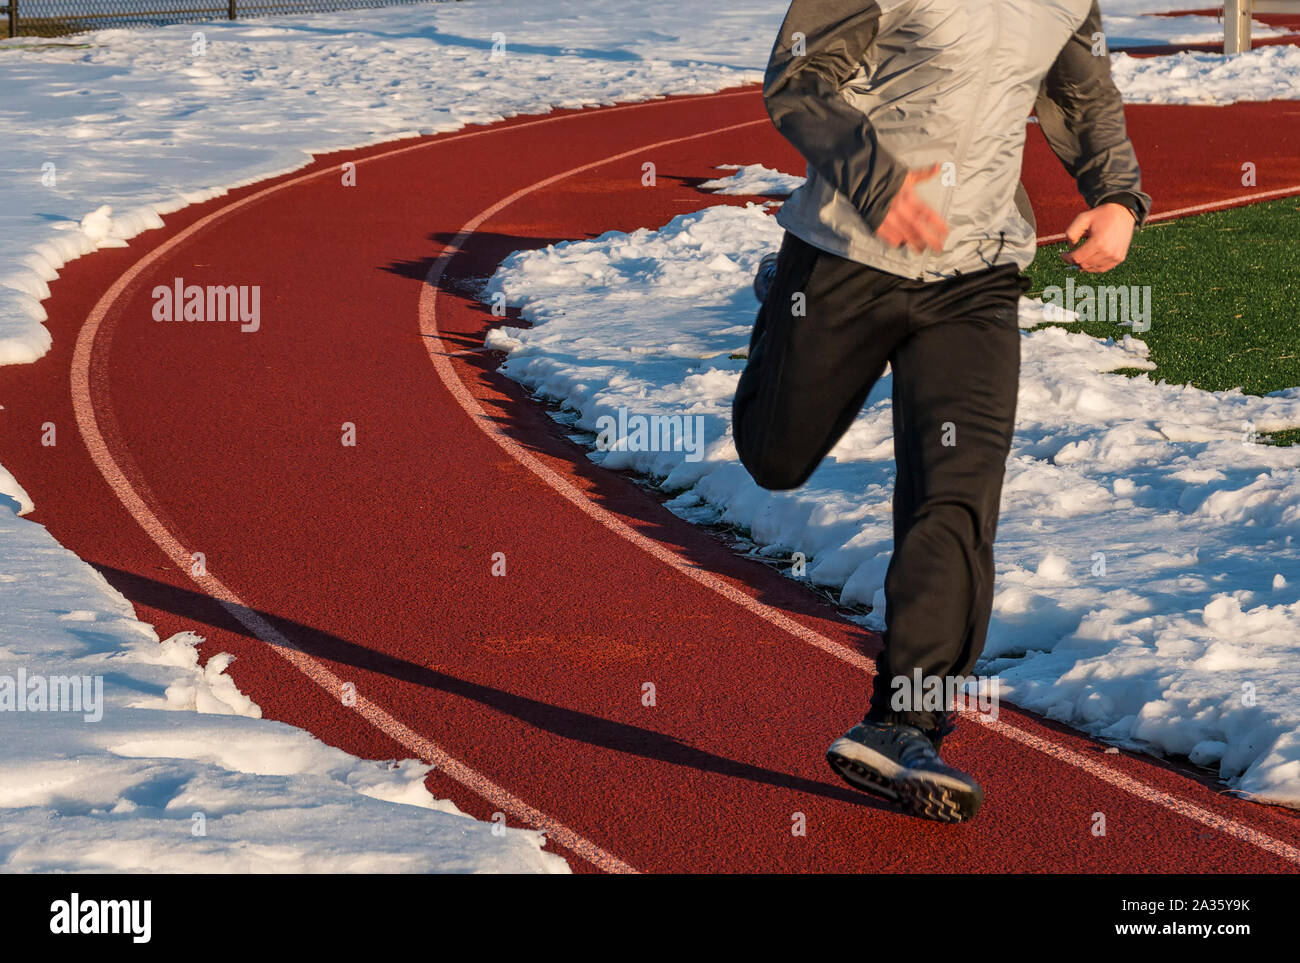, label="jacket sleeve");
[1034,0,1152,224]
[763,0,909,231]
